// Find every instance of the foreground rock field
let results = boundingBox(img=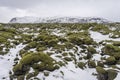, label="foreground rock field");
[0,23,120,80]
